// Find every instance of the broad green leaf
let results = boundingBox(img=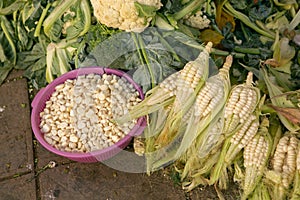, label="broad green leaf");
[0,16,17,64]
[261,67,300,132]
[0,63,14,85]
[134,2,158,18]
